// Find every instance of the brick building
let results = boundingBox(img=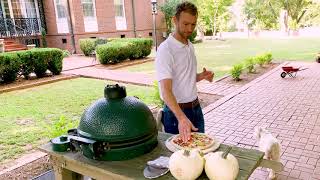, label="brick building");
[0,0,167,53]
